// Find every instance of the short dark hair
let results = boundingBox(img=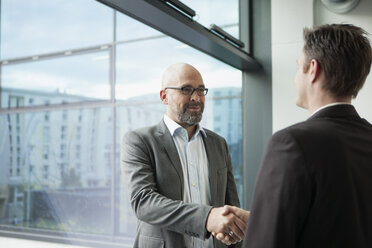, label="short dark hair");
[303,24,372,98]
